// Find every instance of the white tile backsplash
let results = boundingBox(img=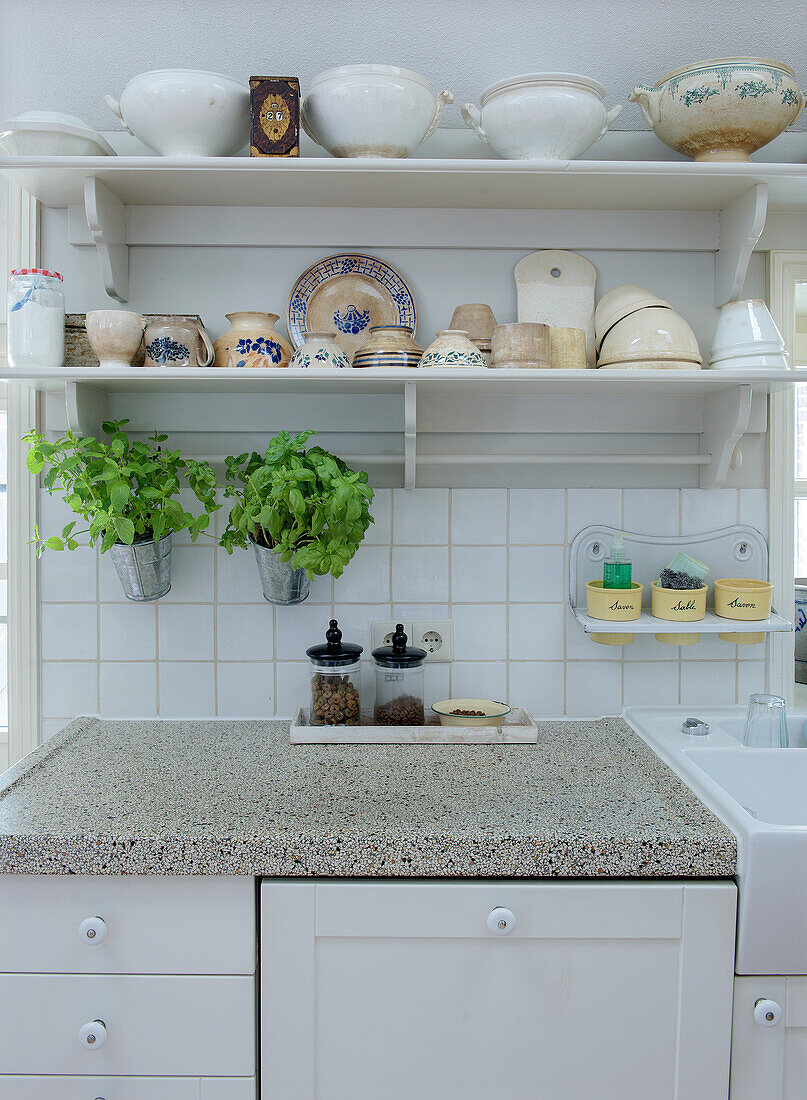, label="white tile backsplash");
[38,486,768,728]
